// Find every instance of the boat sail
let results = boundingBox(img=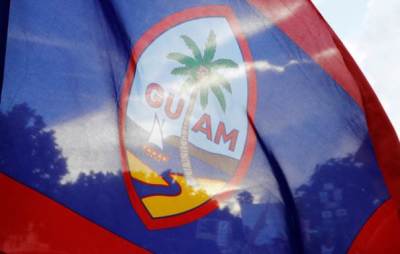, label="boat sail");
[148,114,164,149]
